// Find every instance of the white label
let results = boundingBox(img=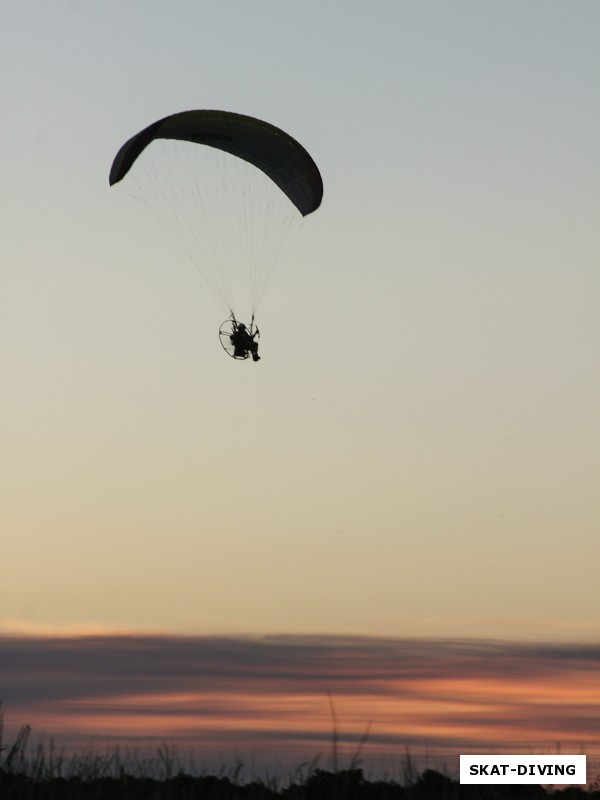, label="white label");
[460,755,586,784]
